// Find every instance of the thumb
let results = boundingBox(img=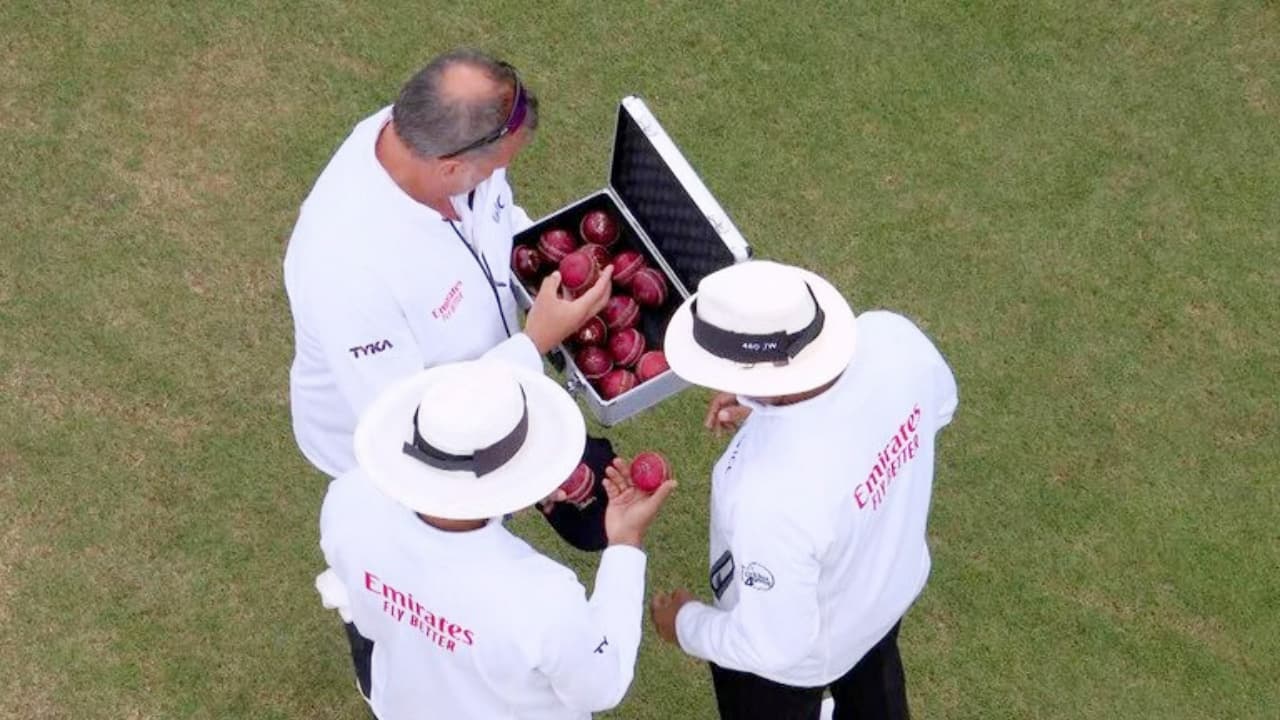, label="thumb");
[539,271,563,296]
[644,479,678,509]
